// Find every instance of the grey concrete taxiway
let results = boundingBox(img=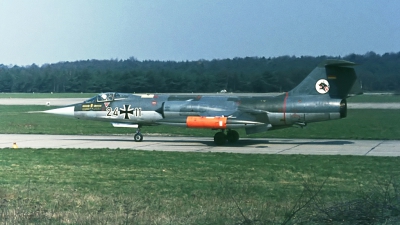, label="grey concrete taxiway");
[1,134,399,157]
